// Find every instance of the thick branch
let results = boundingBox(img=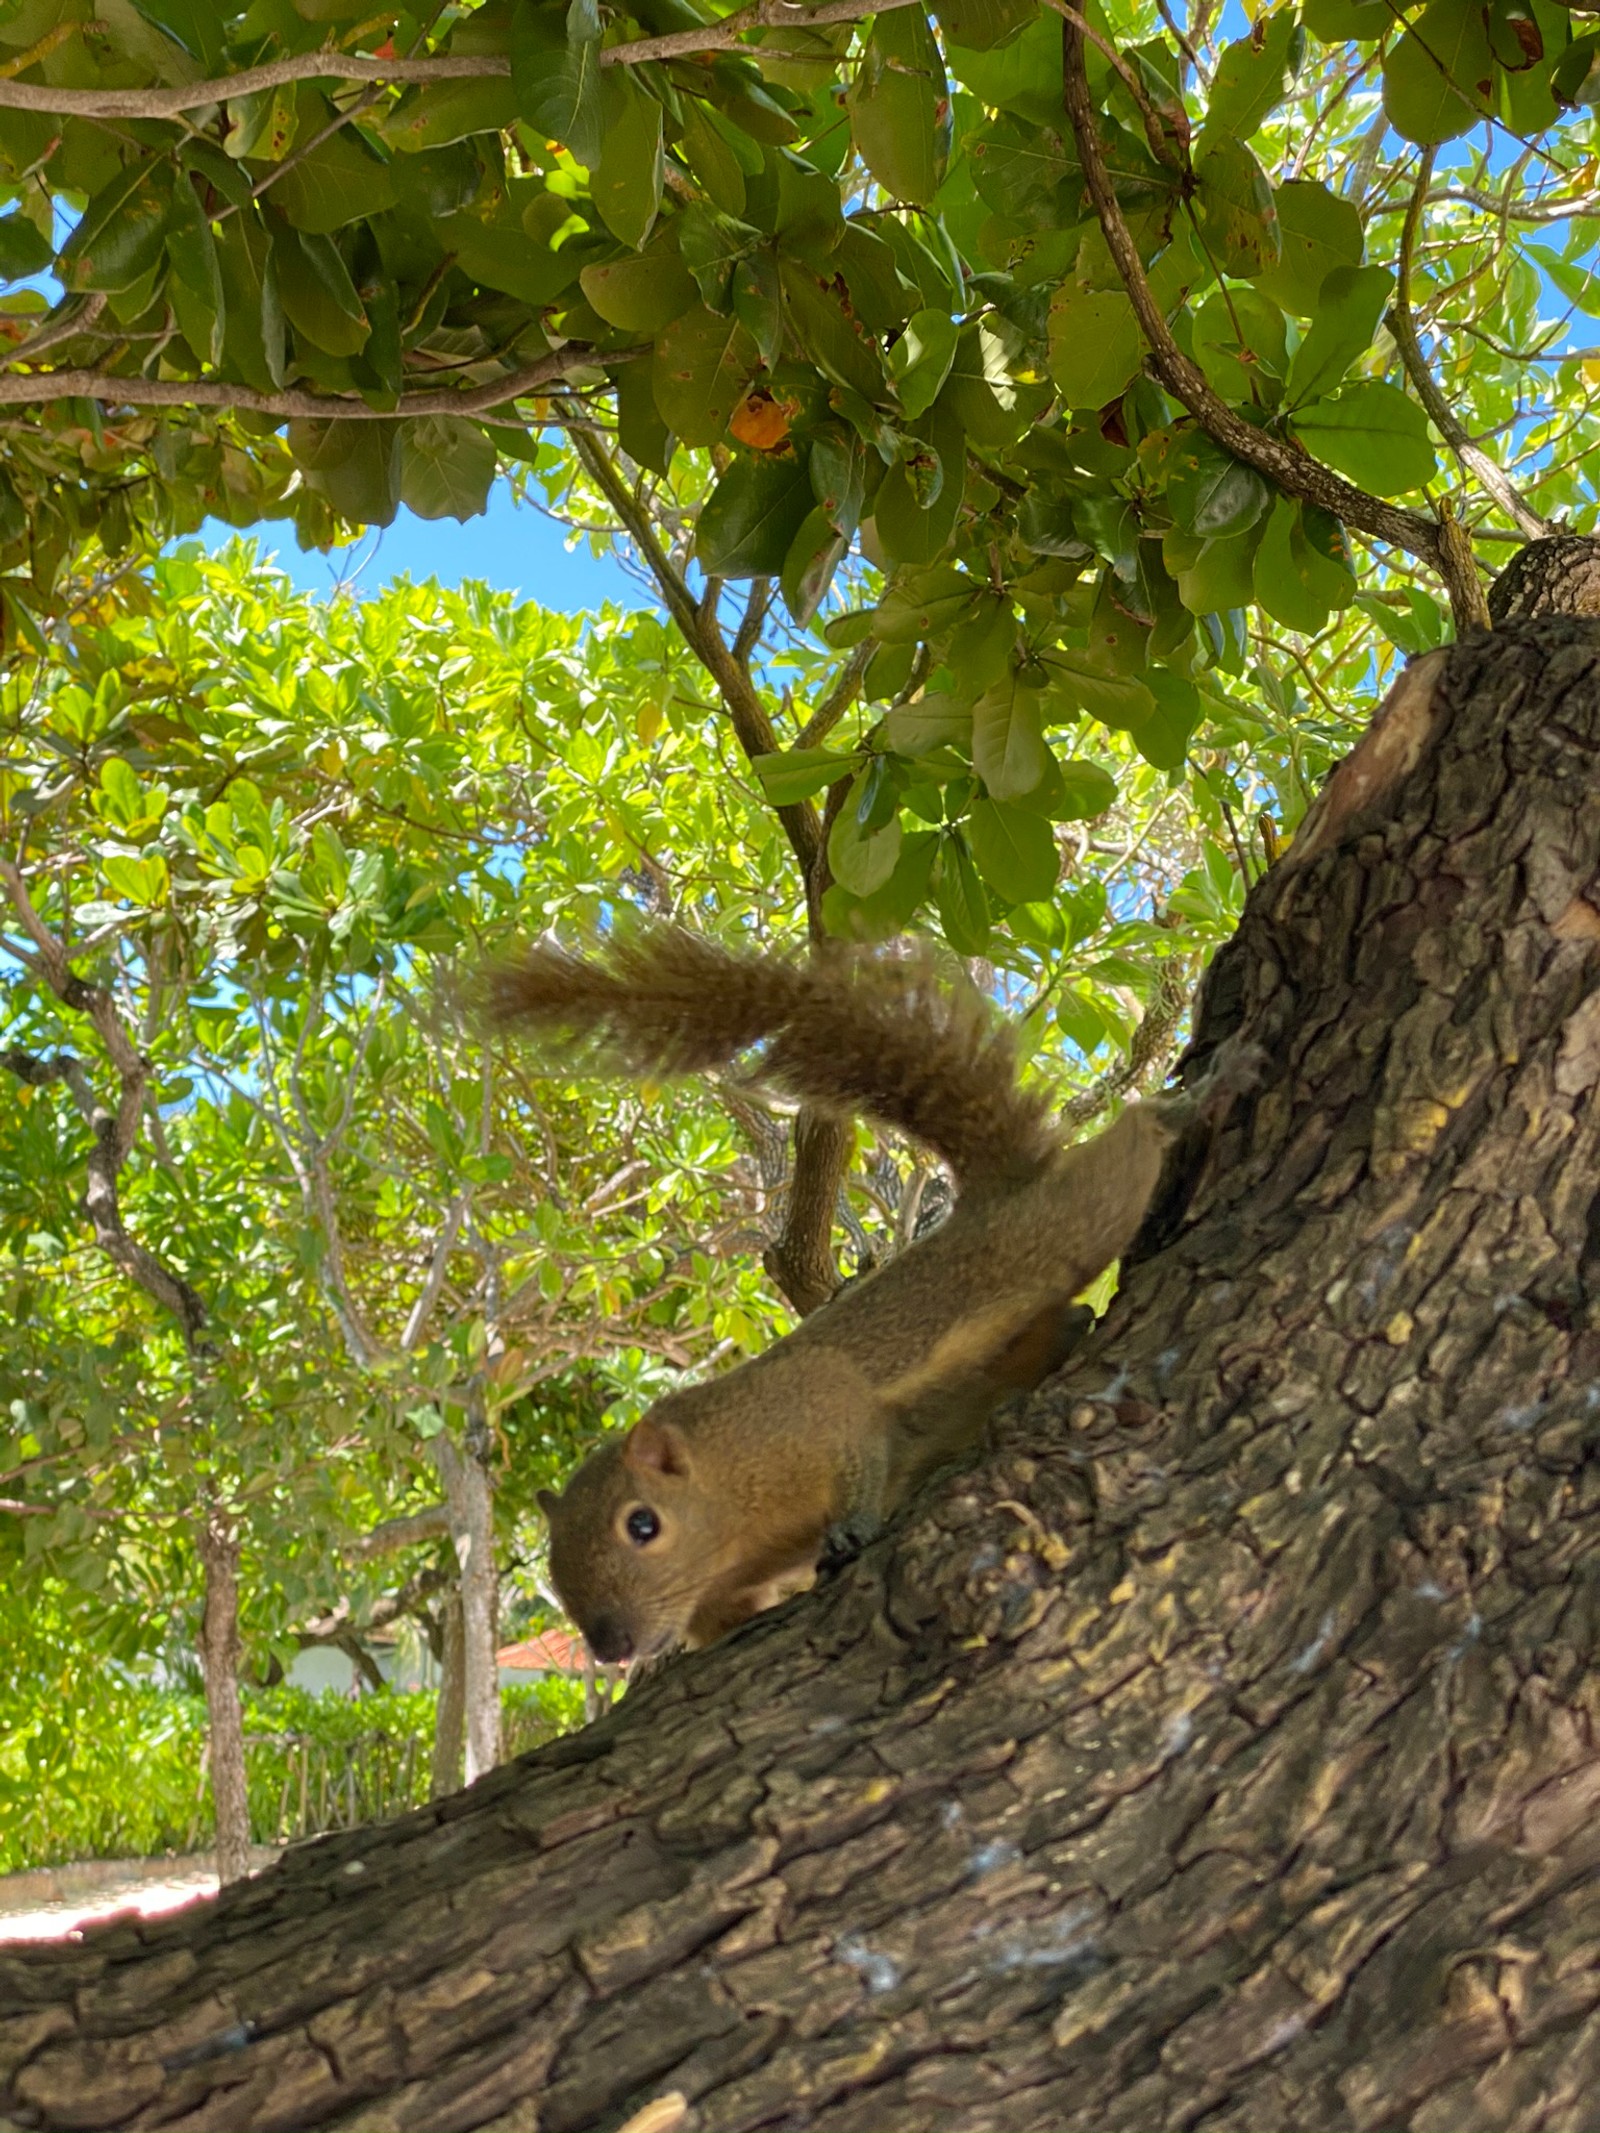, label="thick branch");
[294,1559,452,1644]
[346,1505,452,1561]
[0,2,922,118]
[0,347,633,418]
[1056,21,1491,629]
[1387,150,1555,547]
